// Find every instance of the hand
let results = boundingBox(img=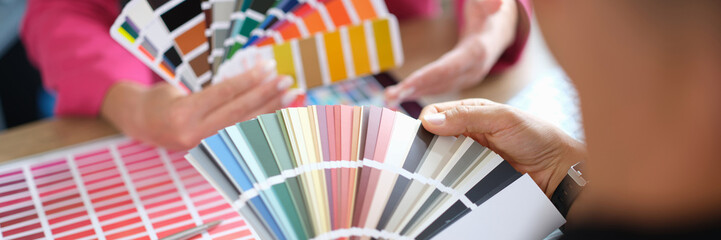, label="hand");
[385,0,519,105]
[420,99,586,196]
[101,60,302,150]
